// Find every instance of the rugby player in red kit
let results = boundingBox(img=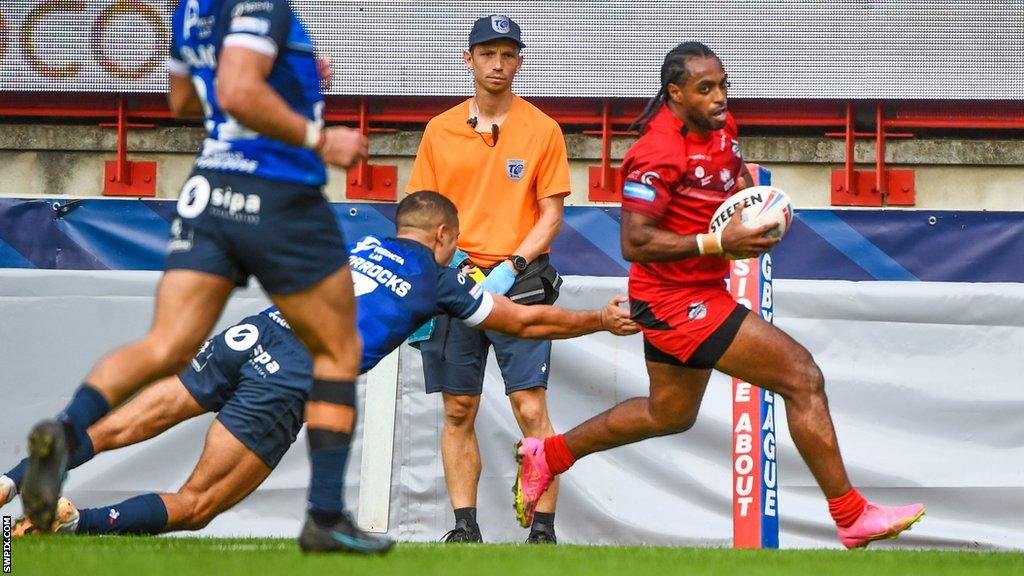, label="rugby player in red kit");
[514,42,925,549]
